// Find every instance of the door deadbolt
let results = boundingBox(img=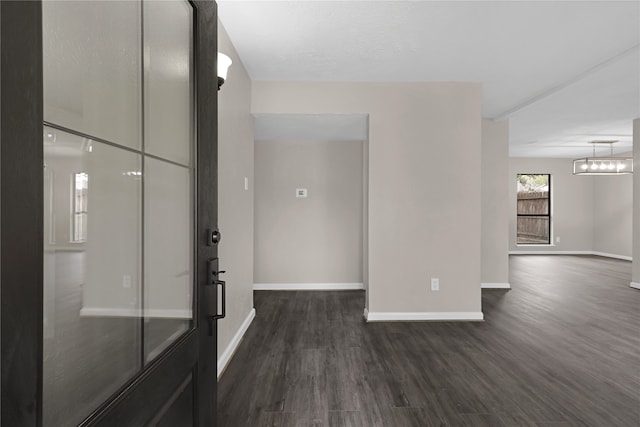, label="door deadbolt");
[209,228,221,246]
